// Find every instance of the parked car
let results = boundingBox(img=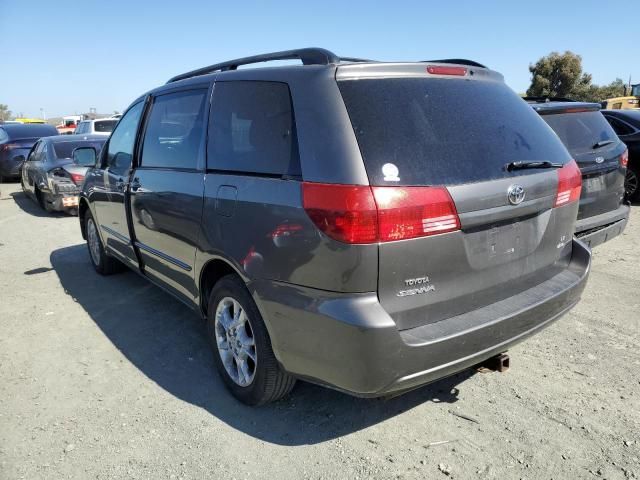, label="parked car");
[0,123,58,182]
[526,98,629,248]
[21,134,106,214]
[601,109,640,201]
[78,48,590,405]
[74,118,118,136]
